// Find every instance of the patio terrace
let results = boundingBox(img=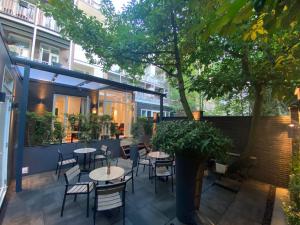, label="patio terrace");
[2,158,270,225]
